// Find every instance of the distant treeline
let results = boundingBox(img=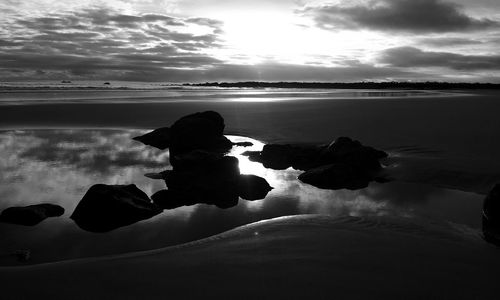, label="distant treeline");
[184,81,500,89]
